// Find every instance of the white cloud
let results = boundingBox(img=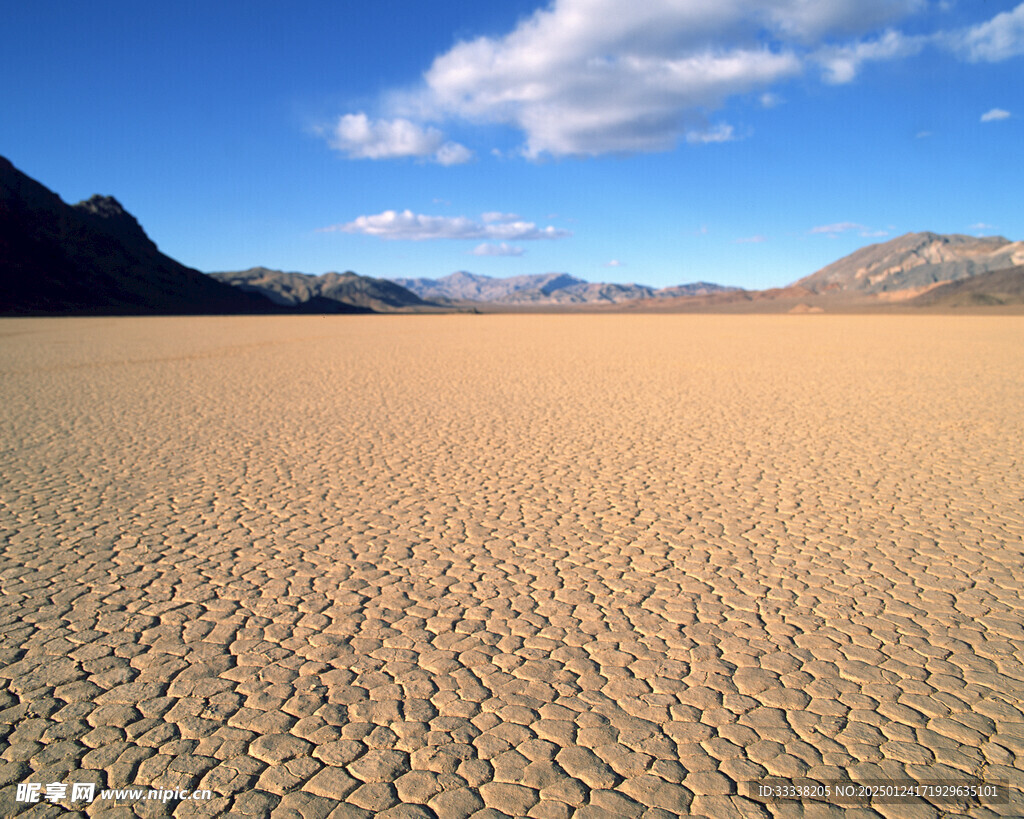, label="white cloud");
[481,212,520,222]
[685,124,736,144]
[421,34,799,156]
[323,210,571,241]
[399,0,951,157]
[810,222,865,235]
[332,0,1021,159]
[969,222,997,231]
[915,130,932,138]
[471,242,525,256]
[764,0,926,41]
[435,142,475,165]
[327,113,473,164]
[403,0,913,157]
[980,108,1011,122]
[603,259,625,267]
[815,29,924,84]
[734,235,766,244]
[949,2,1024,62]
